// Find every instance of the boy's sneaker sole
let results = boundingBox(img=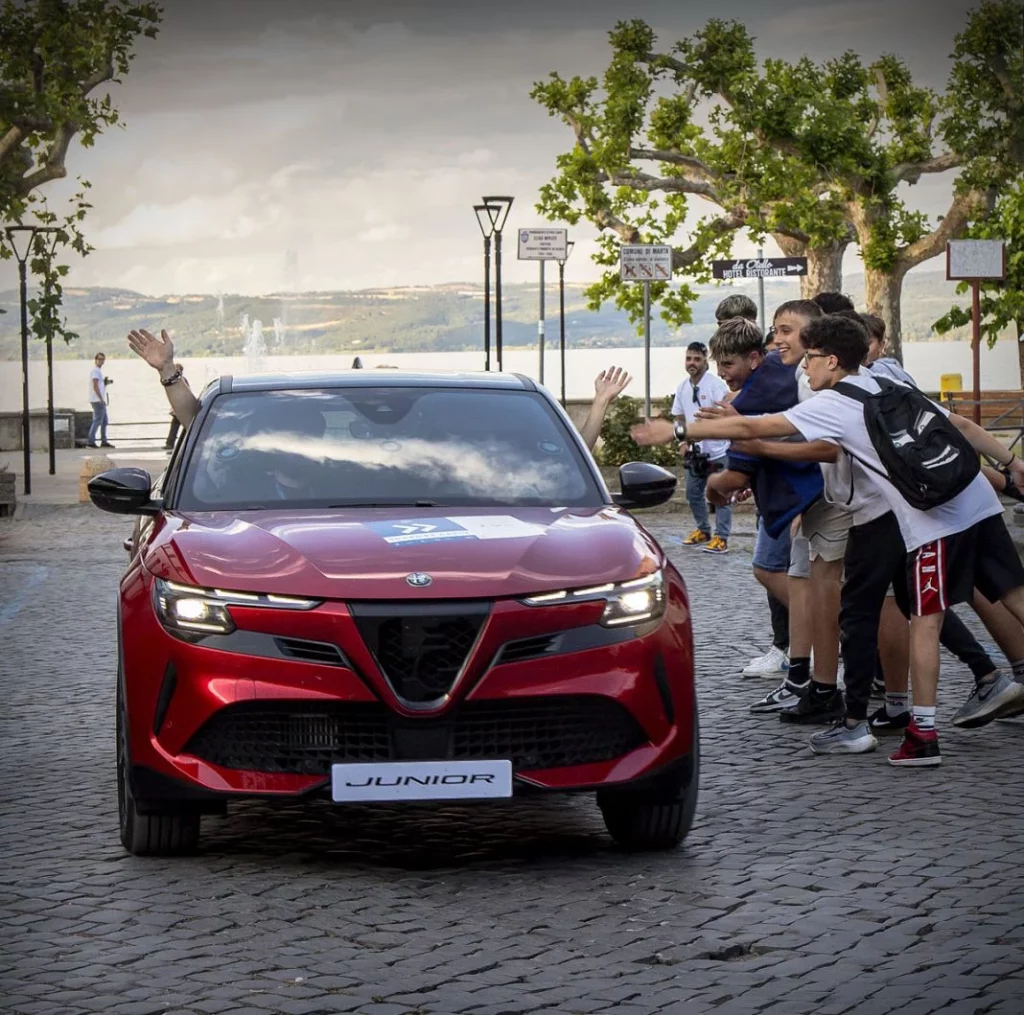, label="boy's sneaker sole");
[887,754,942,768]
